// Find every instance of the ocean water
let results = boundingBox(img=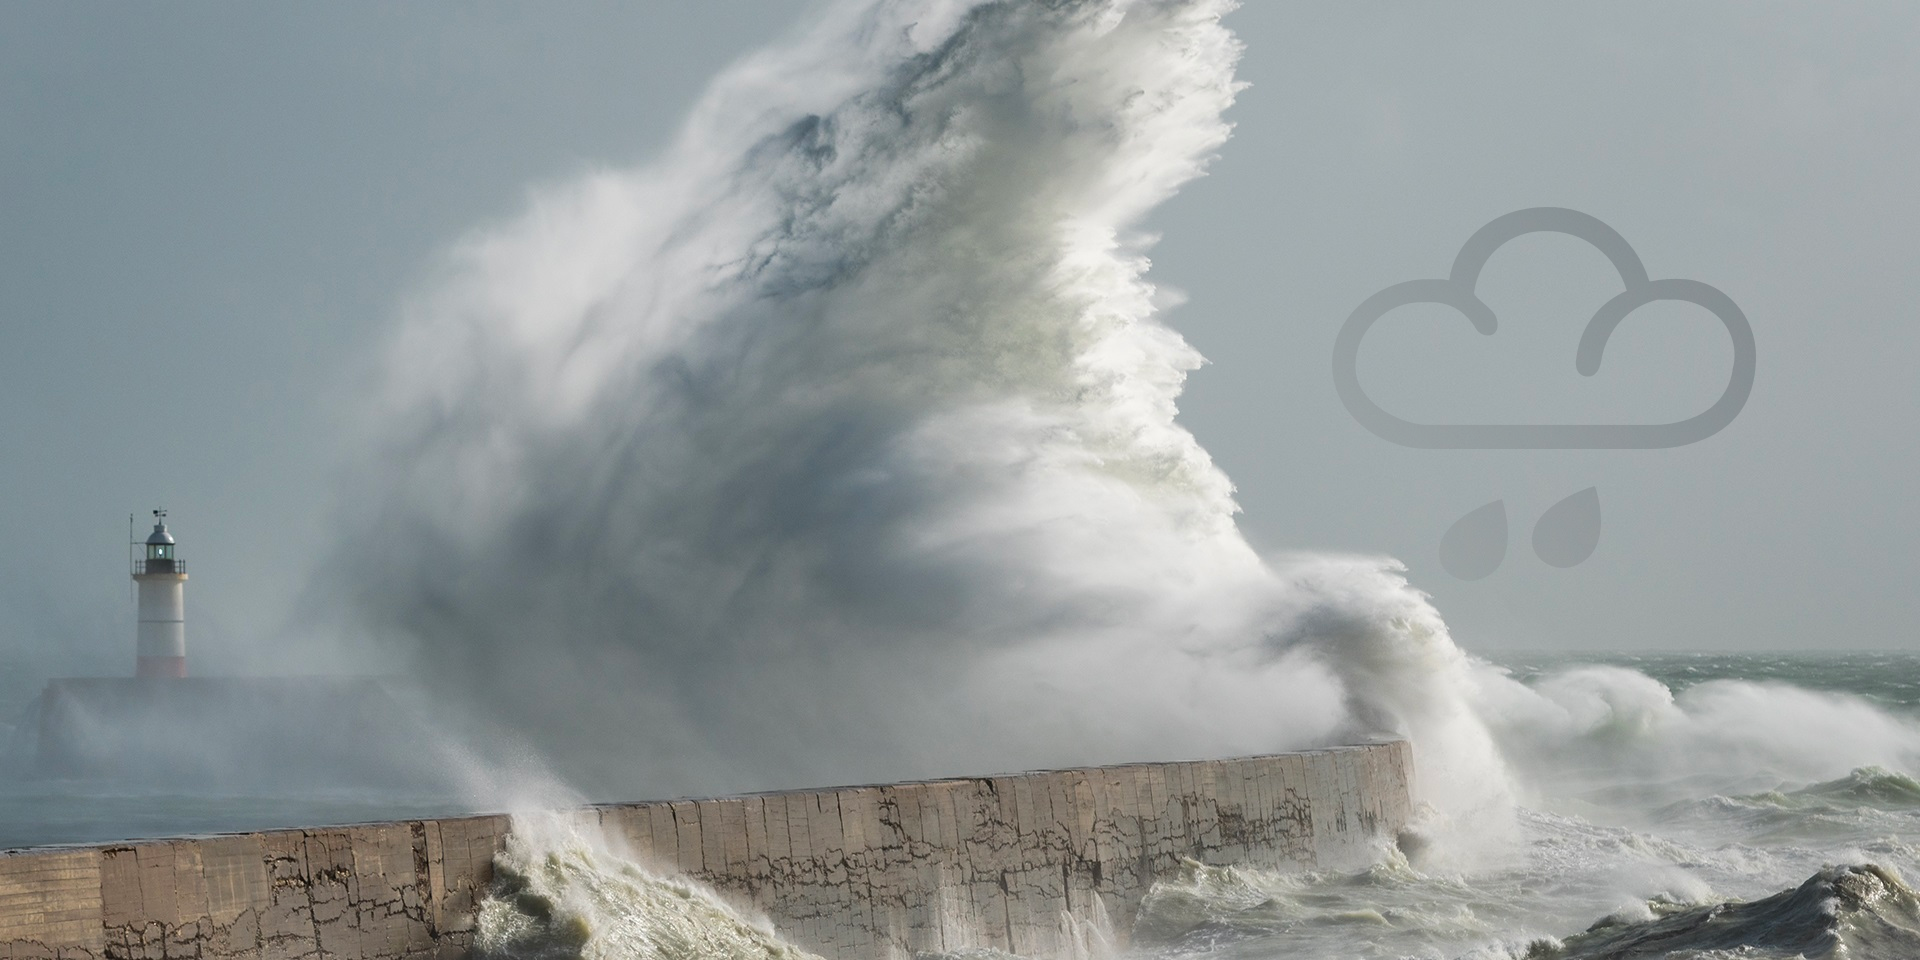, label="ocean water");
[1497,652,1920,713]
[1120,653,1920,959]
